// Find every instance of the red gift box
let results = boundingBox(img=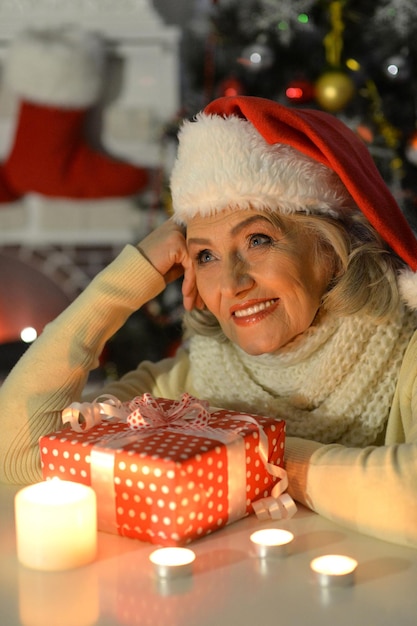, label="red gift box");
[39,395,290,546]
